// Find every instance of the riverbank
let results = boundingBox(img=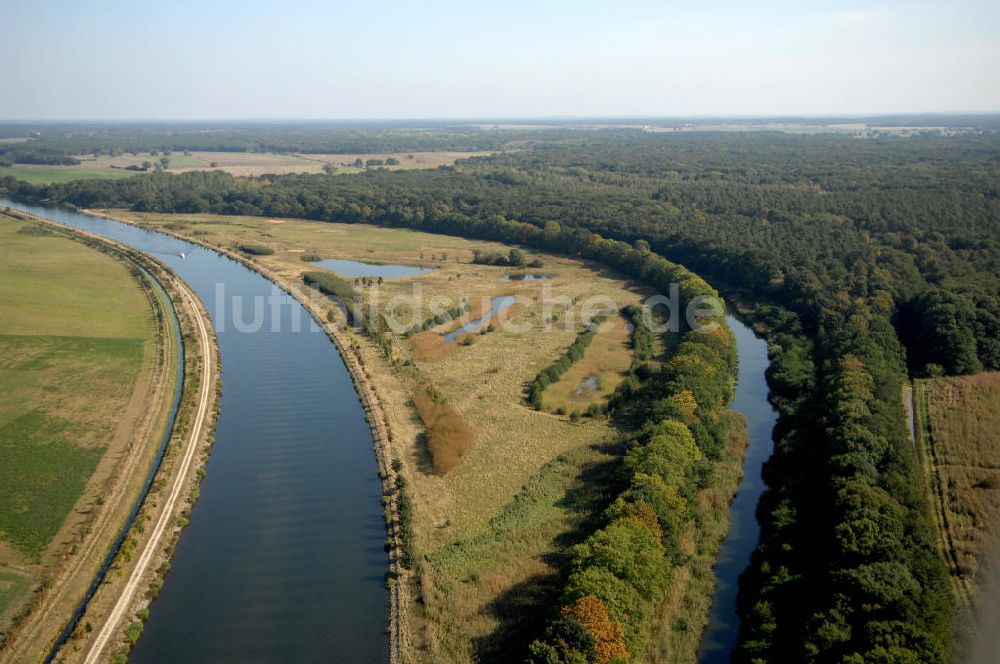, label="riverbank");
[0,209,175,662]
[82,208,408,661]
[0,207,221,663]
